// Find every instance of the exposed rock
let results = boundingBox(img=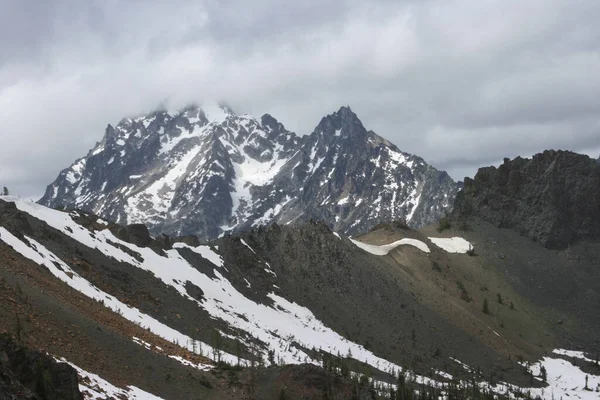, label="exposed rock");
[0,334,83,400]
[154,233,172,250]
[172,235,201,247]
[114,224,152,247]
[453,150,600,249]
